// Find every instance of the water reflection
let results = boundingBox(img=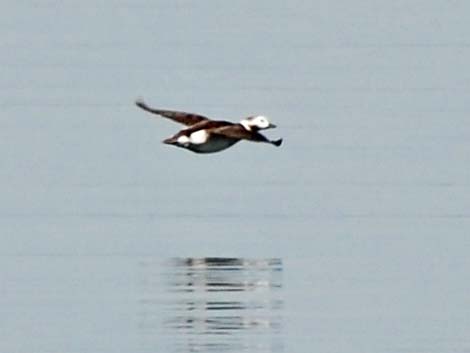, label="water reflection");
[140,257,283,353]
